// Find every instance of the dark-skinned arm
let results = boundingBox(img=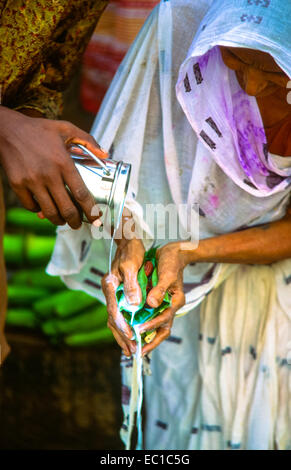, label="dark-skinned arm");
[139,205,291,356]
[180,205,291,266]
